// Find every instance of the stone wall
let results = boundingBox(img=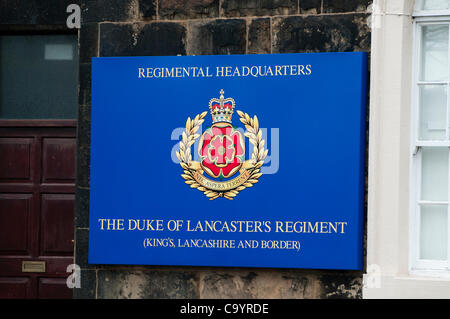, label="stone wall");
[74,0,372,299]
[0,0,79,25]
